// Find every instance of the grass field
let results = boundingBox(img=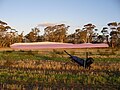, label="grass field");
[0,48,120,89]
